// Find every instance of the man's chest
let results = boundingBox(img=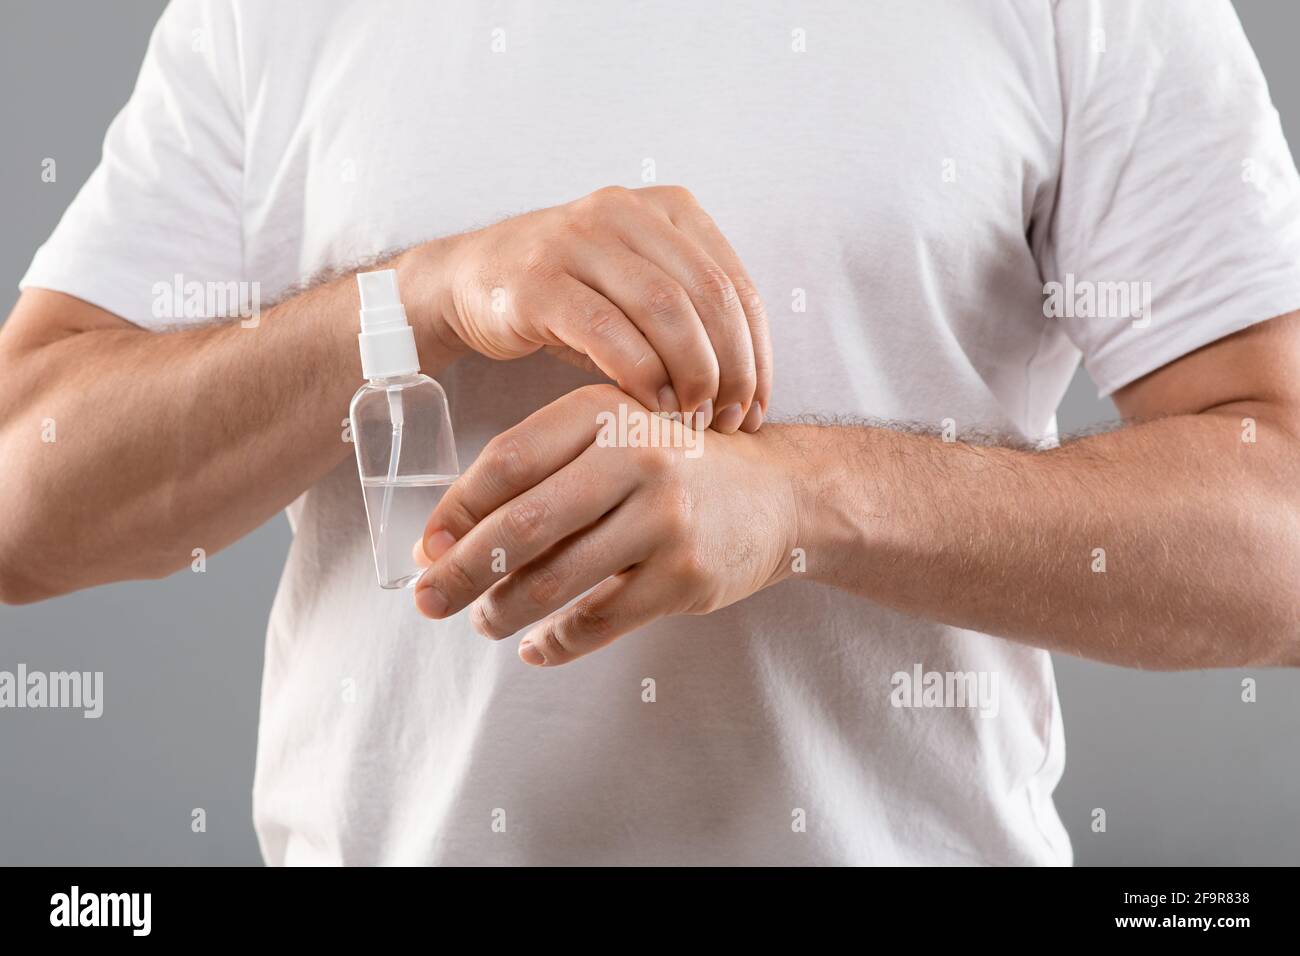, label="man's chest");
[241,0,1062,423]
[242,0,1058,284]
